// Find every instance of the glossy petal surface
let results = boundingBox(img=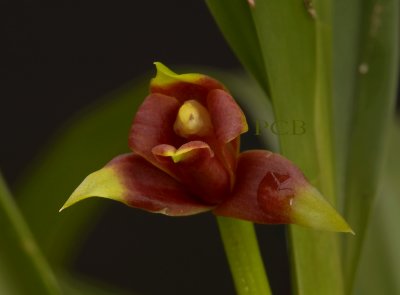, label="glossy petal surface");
[61,154,212,216]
